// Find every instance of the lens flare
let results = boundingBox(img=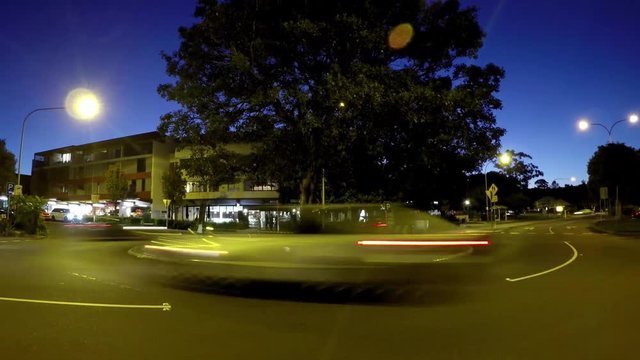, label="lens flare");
[388,23,414,50]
